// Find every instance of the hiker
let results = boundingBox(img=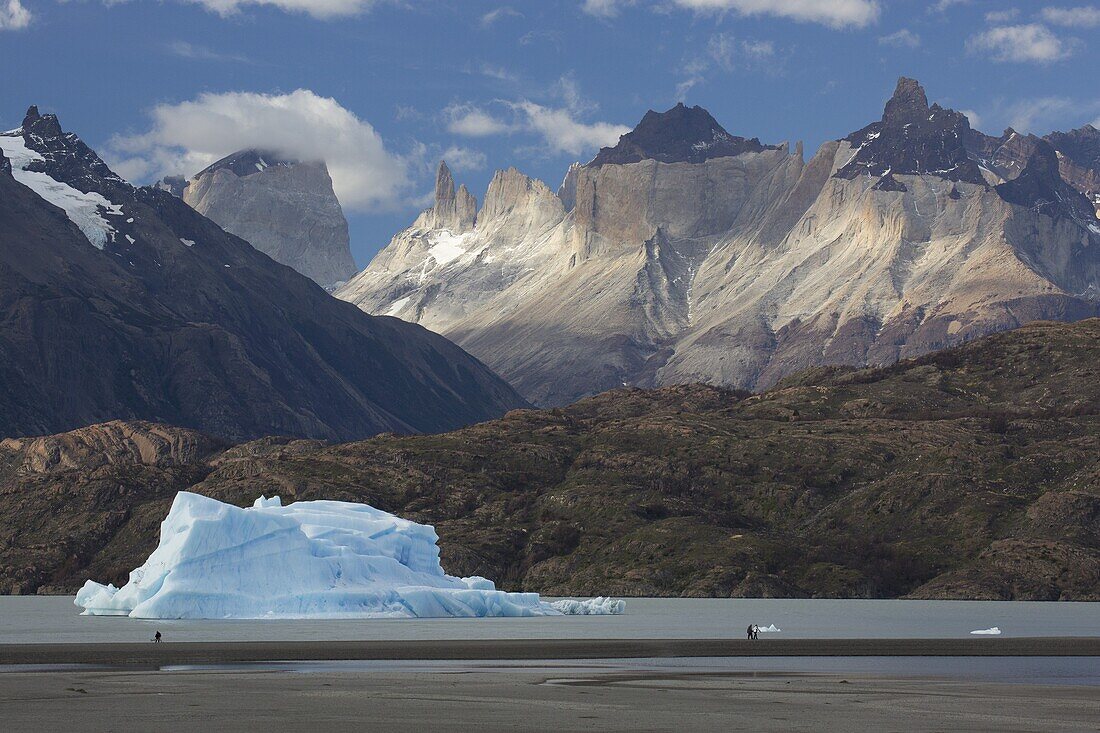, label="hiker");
[154,631,162,643]
[746,624,754,640]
